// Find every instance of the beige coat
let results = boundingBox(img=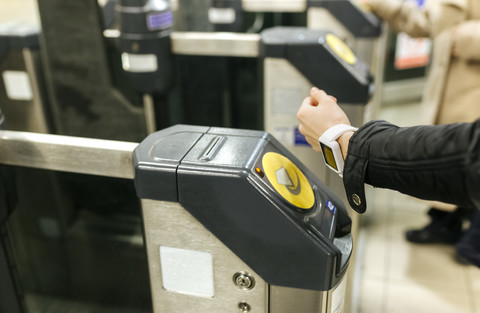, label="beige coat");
[369,0,480,125]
